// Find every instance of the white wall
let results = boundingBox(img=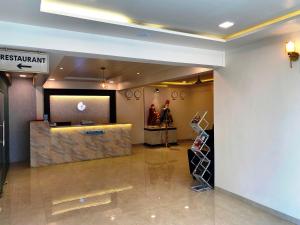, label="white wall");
[215,34,300,220]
